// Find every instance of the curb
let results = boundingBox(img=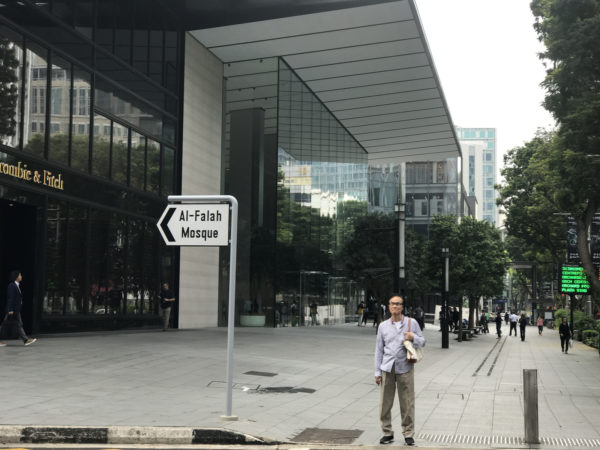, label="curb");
[0,425,275,446]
